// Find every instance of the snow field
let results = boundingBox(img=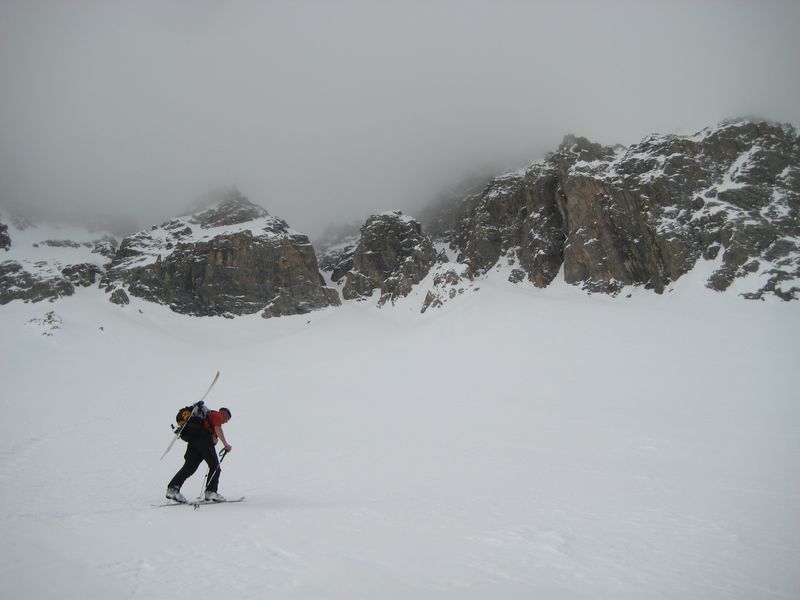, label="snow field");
[1,273,799,599]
